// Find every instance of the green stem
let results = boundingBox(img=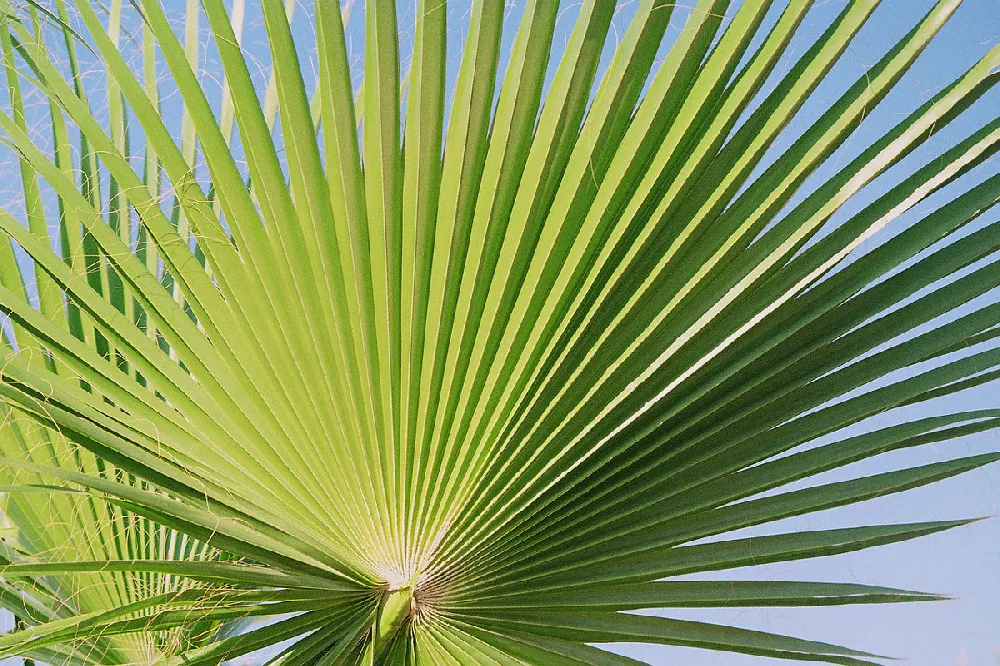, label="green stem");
[364,584,413,663]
